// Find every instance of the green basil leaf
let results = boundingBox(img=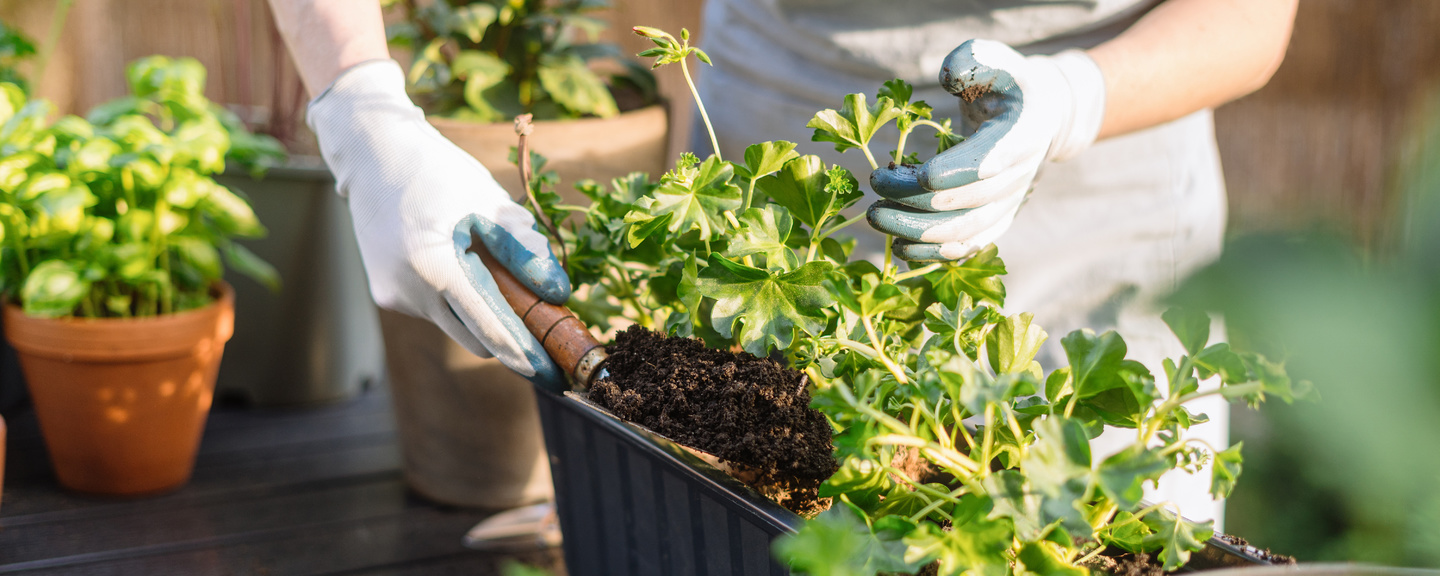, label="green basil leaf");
[21,260,89,317]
